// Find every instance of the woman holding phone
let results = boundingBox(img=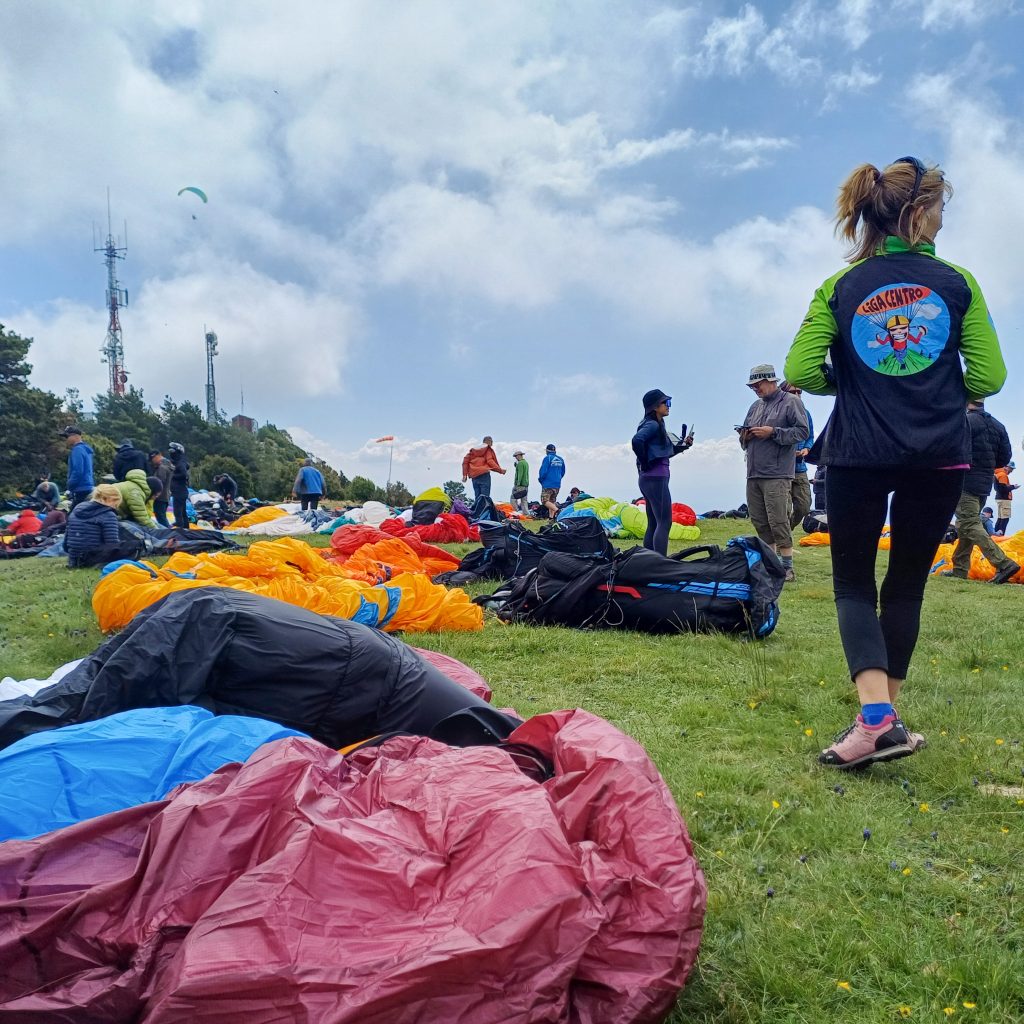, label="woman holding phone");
[631,389,693,555]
